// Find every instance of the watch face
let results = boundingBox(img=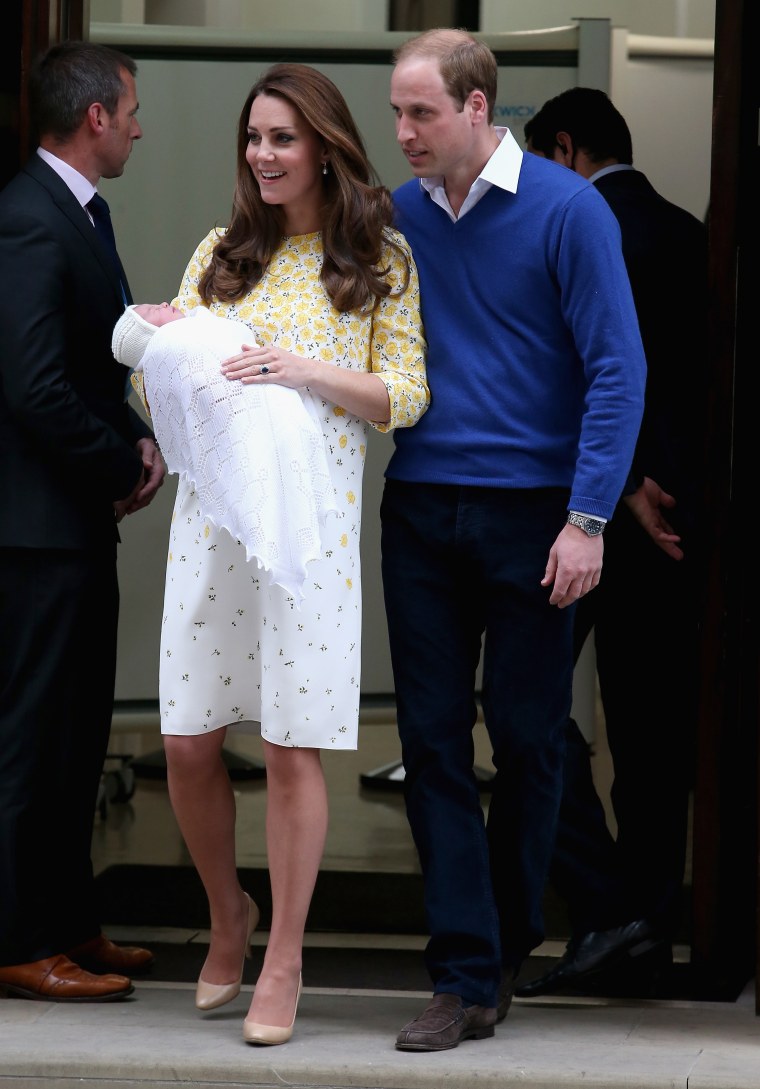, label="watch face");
[584,519,604,536]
